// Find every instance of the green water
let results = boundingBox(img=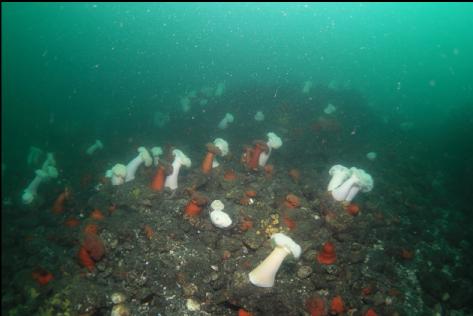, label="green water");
[3,2,473,197]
